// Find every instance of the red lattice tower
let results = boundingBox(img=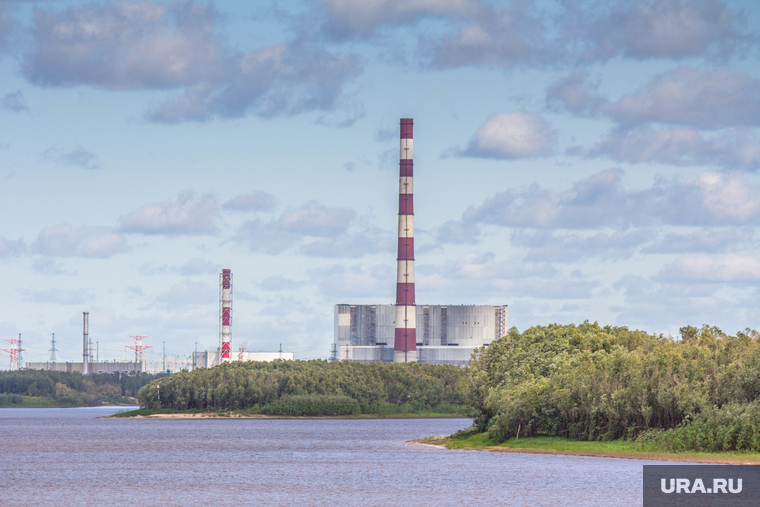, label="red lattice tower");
[1,336,26,371]
[126,335,152,363]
